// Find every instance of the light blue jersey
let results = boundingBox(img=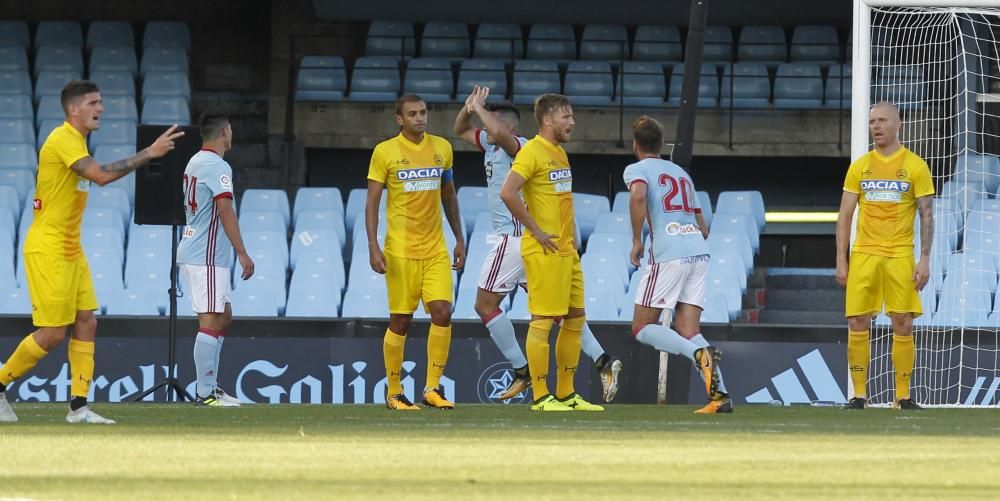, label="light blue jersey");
[177,150,235,266]
[623,157,709,264]
[476,129,528,236]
